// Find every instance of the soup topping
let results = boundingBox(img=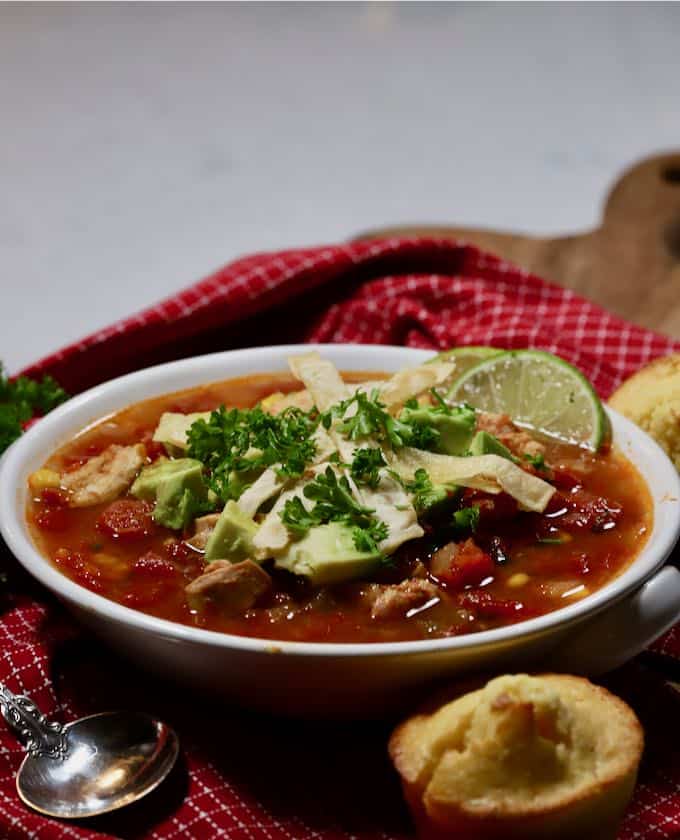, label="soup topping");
[27,352,651,643]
